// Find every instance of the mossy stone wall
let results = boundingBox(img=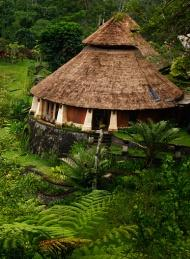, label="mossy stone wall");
[29,118,88,155]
